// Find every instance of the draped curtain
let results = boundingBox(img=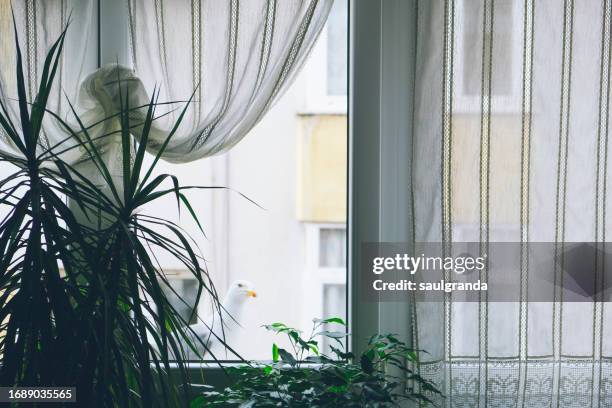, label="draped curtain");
[411,0,612,407]
[0,0,97,157]
[0,0,332,168]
